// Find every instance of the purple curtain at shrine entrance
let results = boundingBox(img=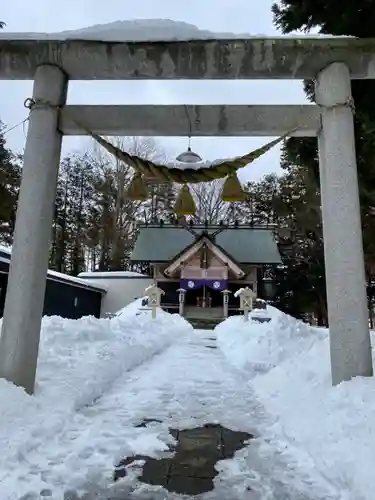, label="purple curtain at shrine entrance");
[180,279,228,291]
